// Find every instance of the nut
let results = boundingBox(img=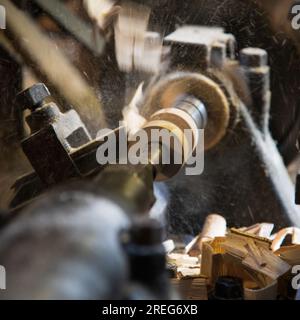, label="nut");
[17,83,50,111]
